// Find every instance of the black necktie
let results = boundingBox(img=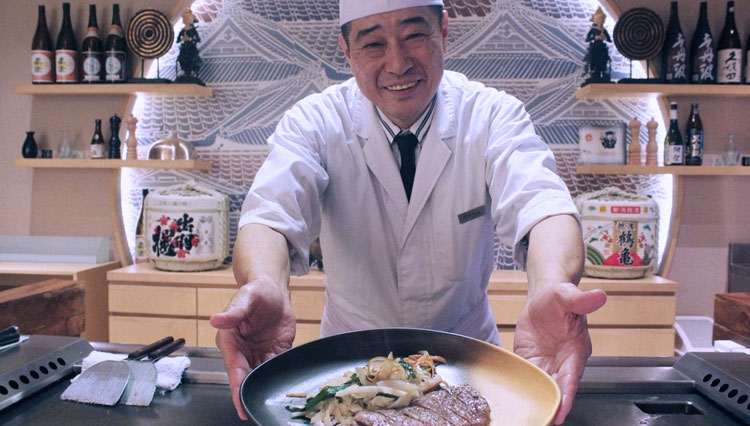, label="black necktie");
[394,131,418,201]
